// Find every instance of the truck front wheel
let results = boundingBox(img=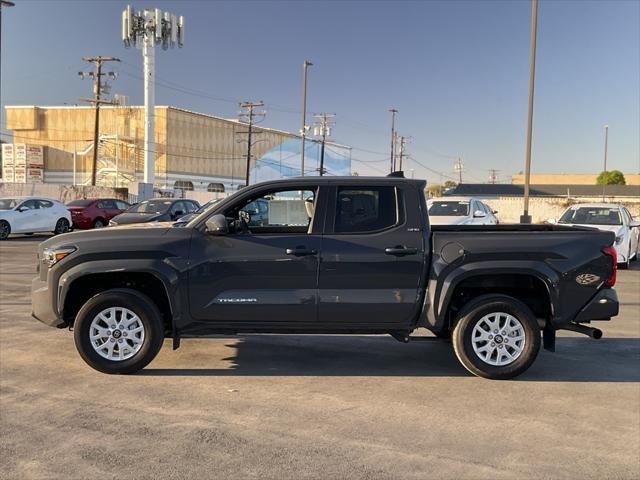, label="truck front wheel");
[73,289,165,374]
[452,295,541,380]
